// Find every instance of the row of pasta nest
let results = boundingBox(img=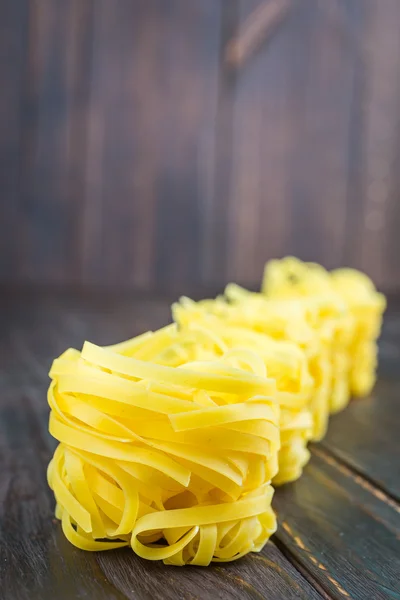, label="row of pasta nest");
[47,258,385,566]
